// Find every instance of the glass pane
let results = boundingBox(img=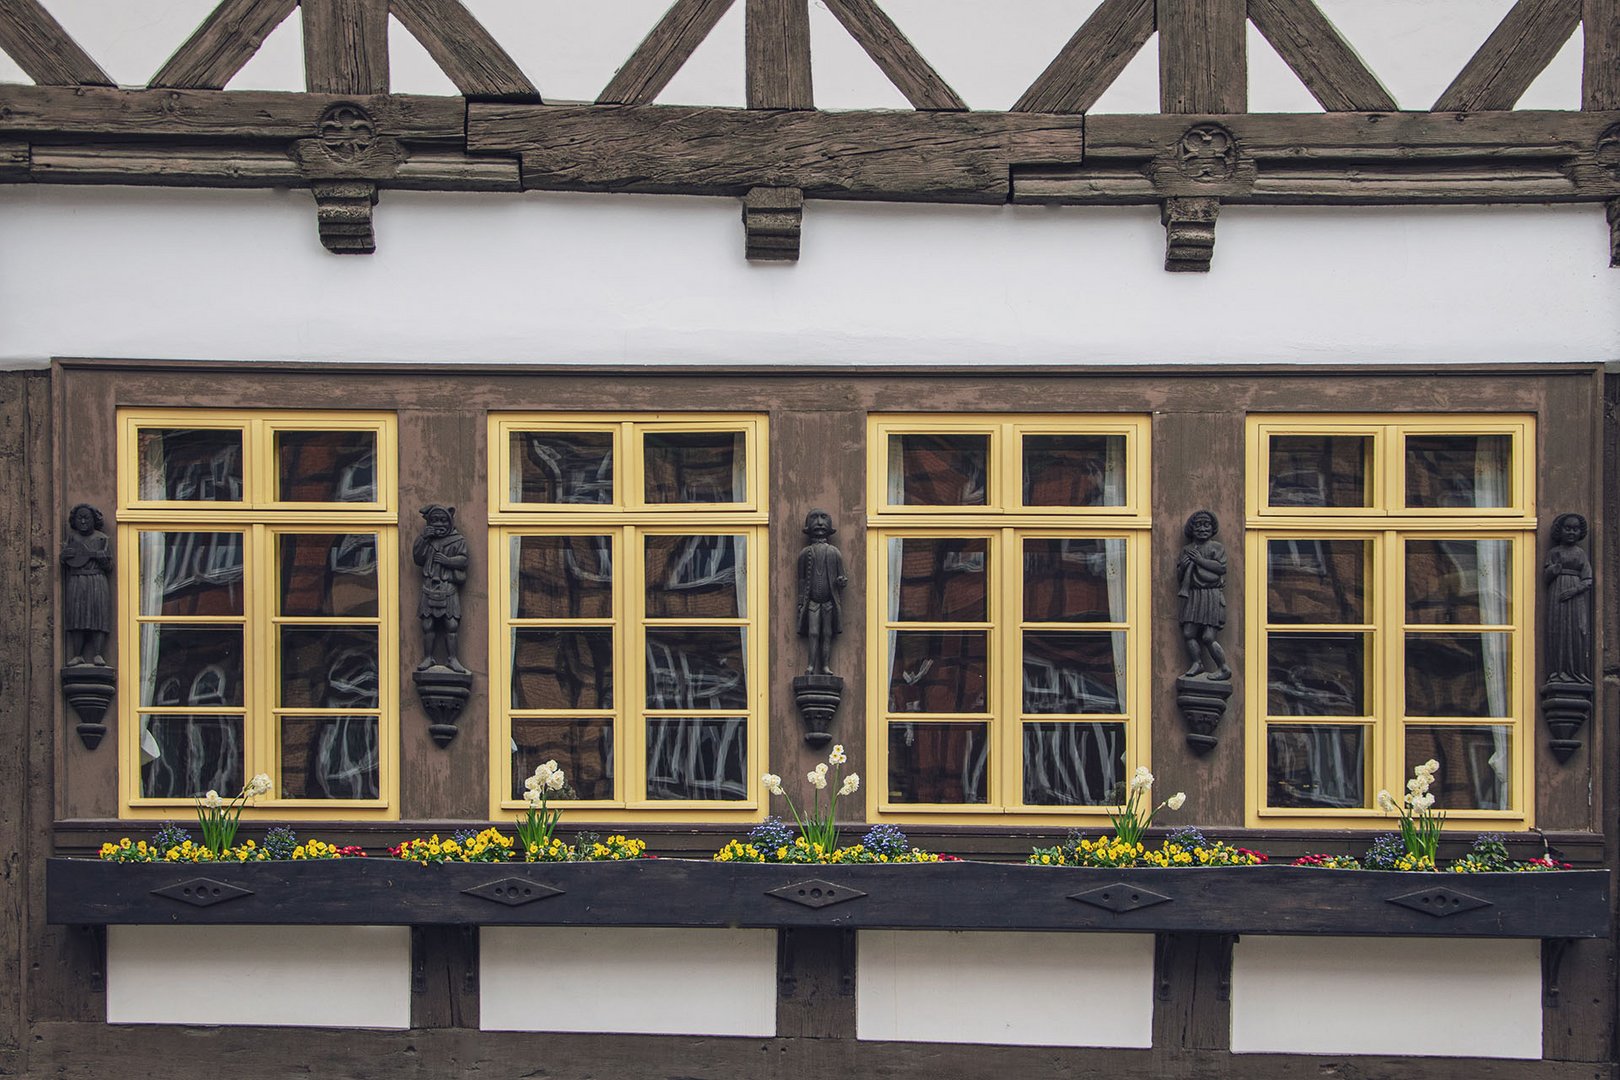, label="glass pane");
[645,718,747,800]
[887,630,988,713]
[138,532,244,616]
[1267,539,1368,624]
[513,535,613,620]
[510,431,614,504]
[887,433,988,506]
[1267,724,1366,809]
[279,627,378,708]
[1022,631,1123,713]
[280,533,378,618]
[511,718,614,801]
[1022,722,1126,805]
[275,430,376,503]
[1267,632,1367,716]
[1268,435,1370,508]
[1023,538,1125,623]
[140,626,243,707]
[1405,632,1512,717]
[645,535,746,619]
[512,629,614,709]
[138,715,243,799]
[1406,539,1512,625]
[643,432,746,504]
[887,722,988,804]
[1405,434,1511,509]
[645,629,747,710]
[279,716,380,800]
[1404,725,1511,810]
[137,428,244,502]
[1022,434,1126,507]
[888,537,987,622]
